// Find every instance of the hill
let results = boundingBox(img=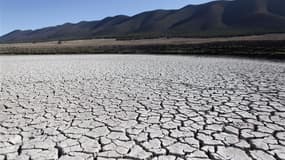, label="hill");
[1,0,285,43]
